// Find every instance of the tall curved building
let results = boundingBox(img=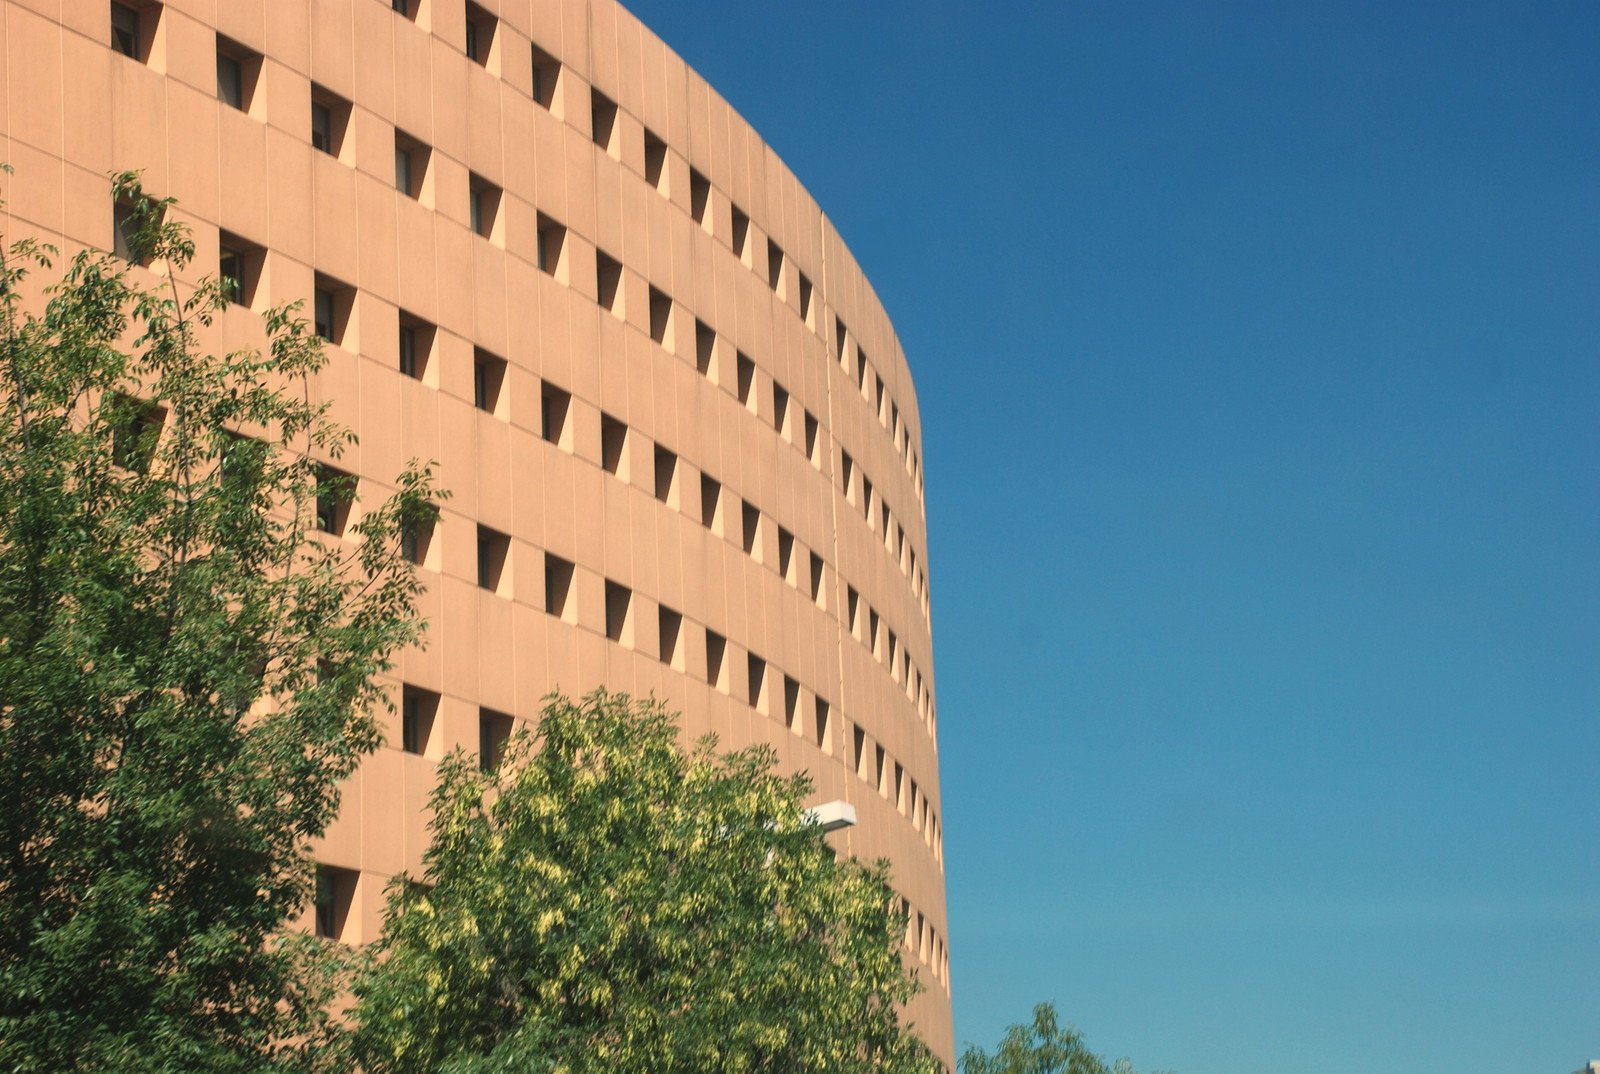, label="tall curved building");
[1,0,949,1058]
